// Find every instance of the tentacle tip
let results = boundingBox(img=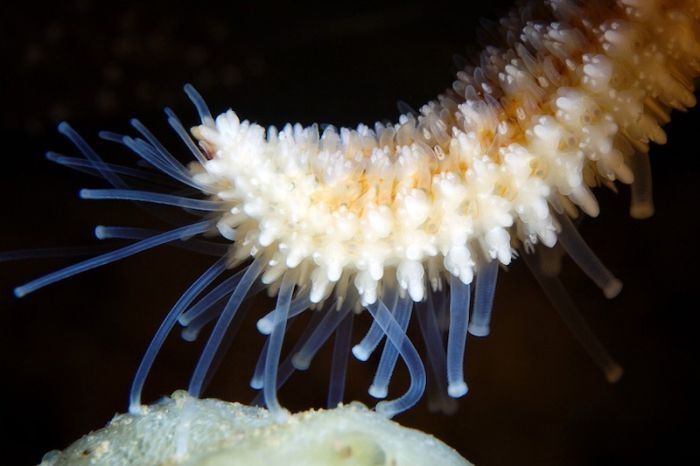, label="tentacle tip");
[249,378,263,390]
[351,345,371,362]
[93,225,107,240]
[256,318,273,335]
[605,364,624,384]
[57,121,70,133]
[368,385,388,399]
[630,202,655,219]
[180,329,198,342]
[291,354,310,371]
[468,323,490,337]
[13,286,27,298]
[603,279,623,299]
[447,381,468,398]
[128,403,145,416]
